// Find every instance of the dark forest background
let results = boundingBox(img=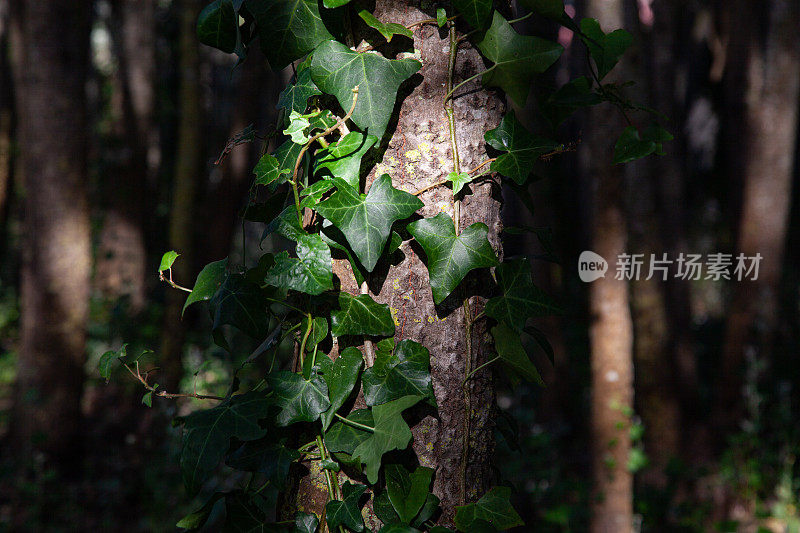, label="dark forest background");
[1,0,800,531]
